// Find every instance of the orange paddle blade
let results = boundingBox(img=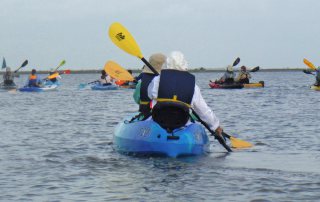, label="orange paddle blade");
[47,72,59,79]
[230,136,253,149]
[303,58,317,71]
[104,61,134,81]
